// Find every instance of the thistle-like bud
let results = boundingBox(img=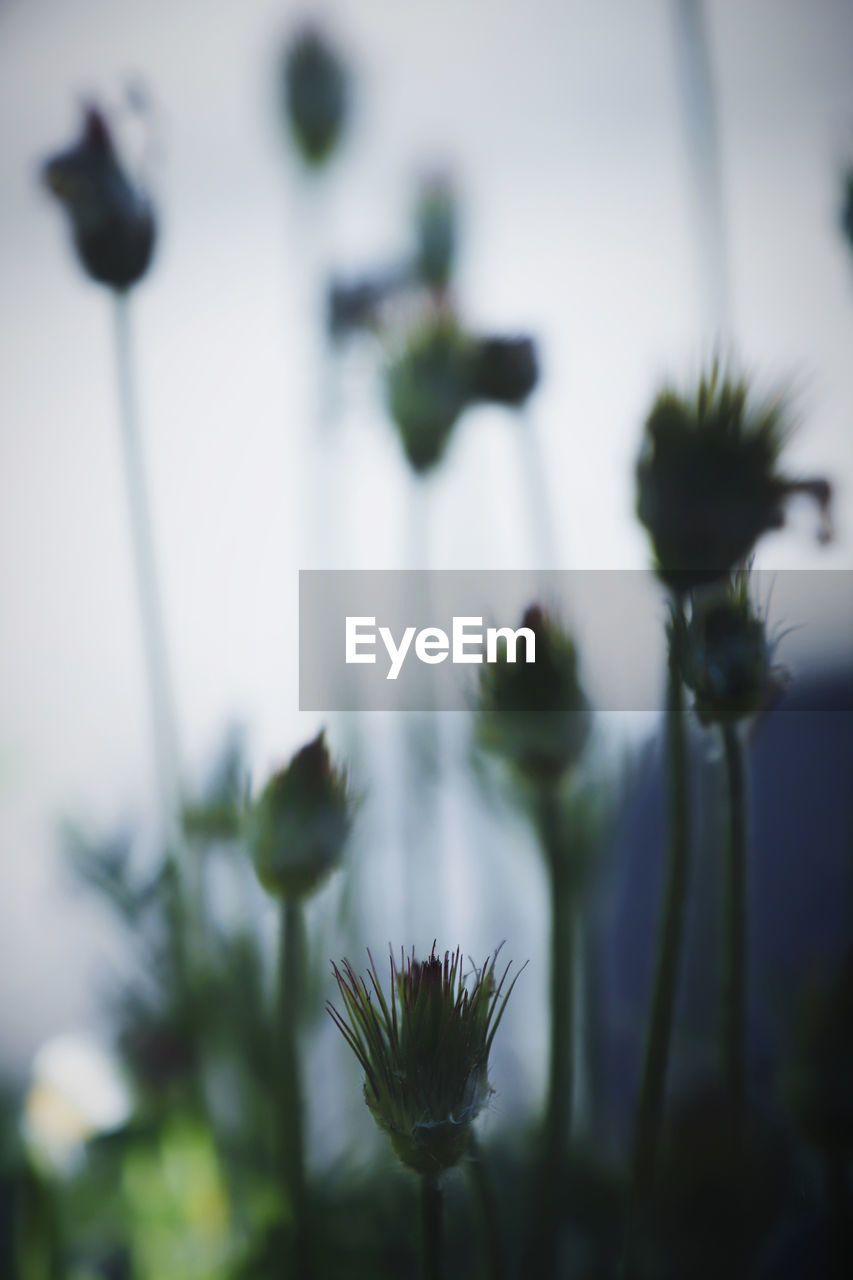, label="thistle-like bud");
[467,335,539,407]
[682,577,773,726]
[42,106,156,291]
[413,173,457,293]
[283,25,348,168]
[636,364,832,594]
[386,315,472,473]
[329,945,521,1174]
[247,732,352,899]
[476,605,591,784]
